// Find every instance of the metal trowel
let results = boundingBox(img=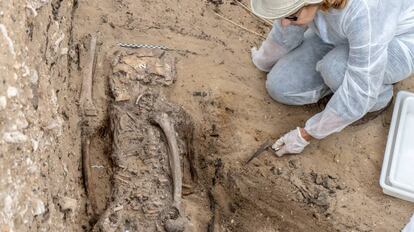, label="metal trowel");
[244,140,280,166]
